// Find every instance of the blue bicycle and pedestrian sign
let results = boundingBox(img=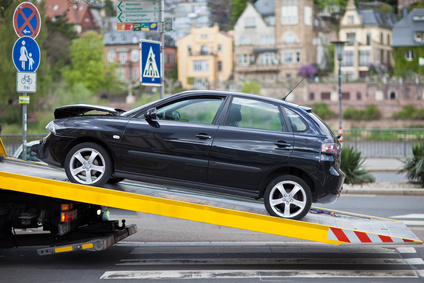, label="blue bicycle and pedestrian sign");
[12,36,40,72]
